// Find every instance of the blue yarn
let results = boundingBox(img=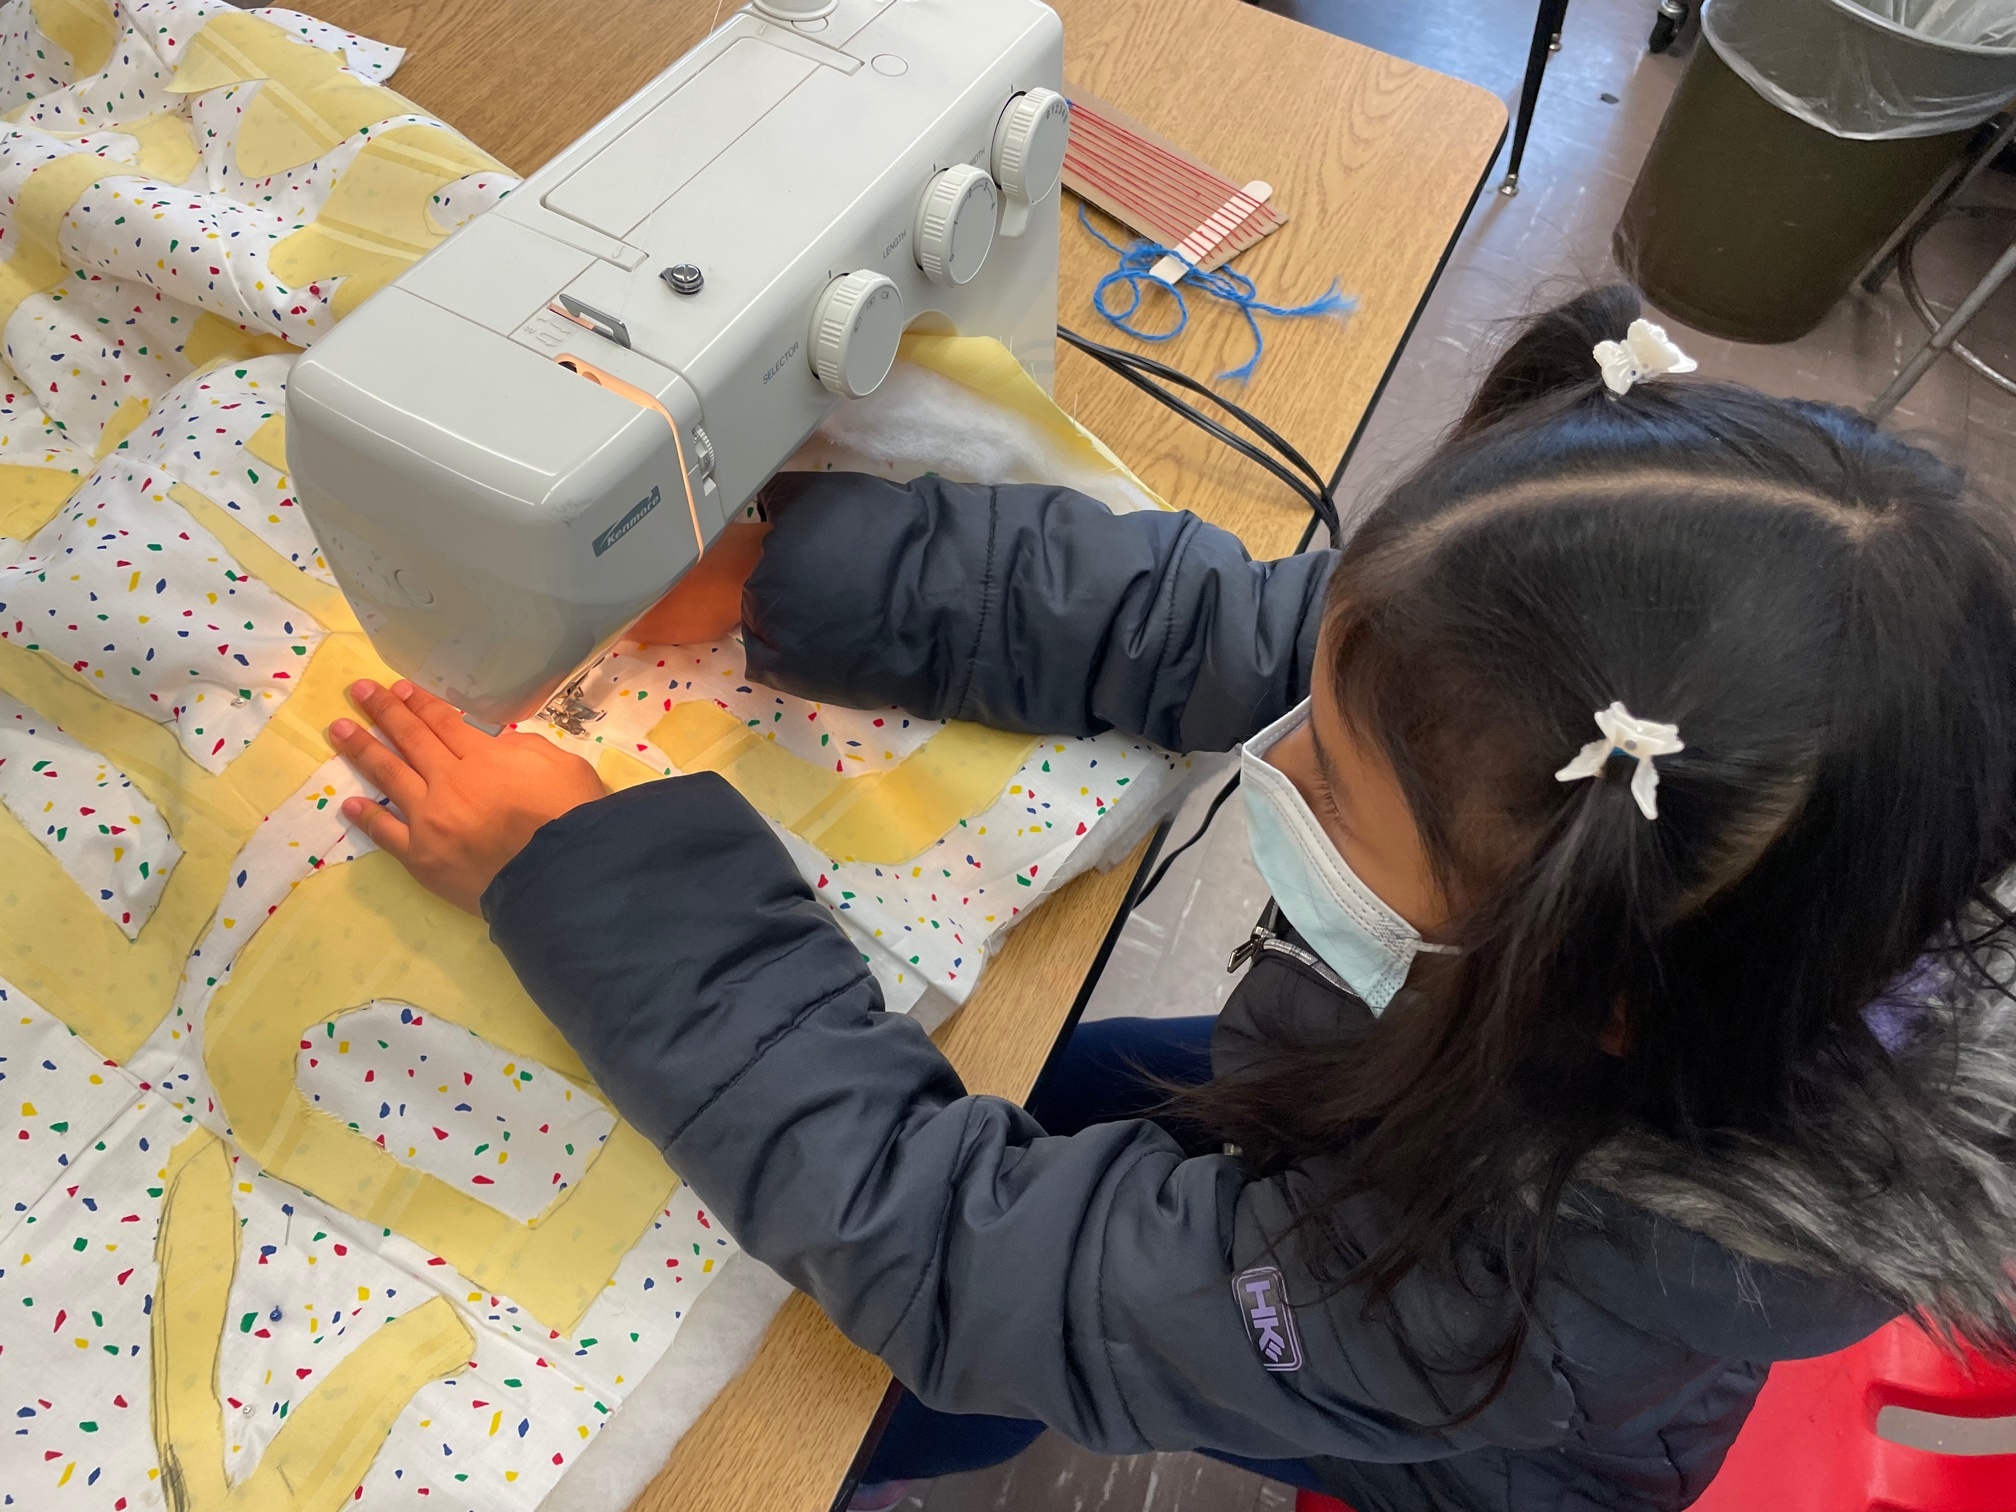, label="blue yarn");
[1077,204,1356,383]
